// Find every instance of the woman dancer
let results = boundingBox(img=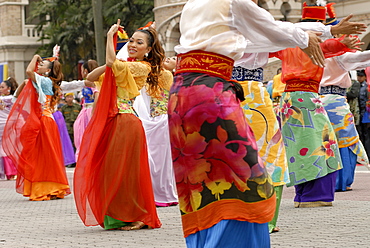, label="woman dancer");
[0,77,18,180]
[133,56,178,207]
[3,53,70,201]
[74,20,161,230]
[73,59,99,160]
